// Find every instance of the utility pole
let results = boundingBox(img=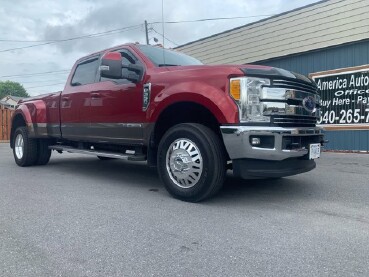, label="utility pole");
[144,20,149,45]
